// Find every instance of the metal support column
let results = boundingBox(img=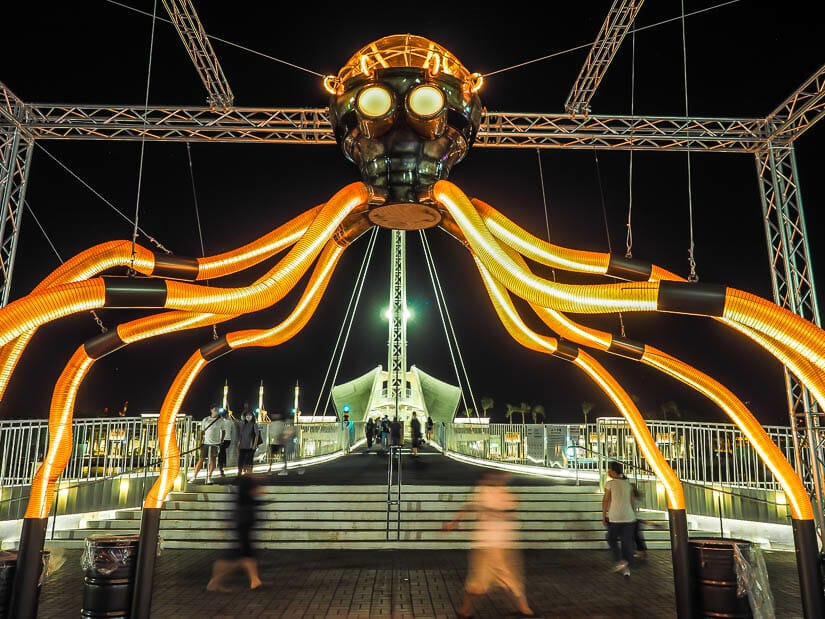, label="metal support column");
[755,143,825,548]
[0,127,33,306]
[387,230,407,415]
